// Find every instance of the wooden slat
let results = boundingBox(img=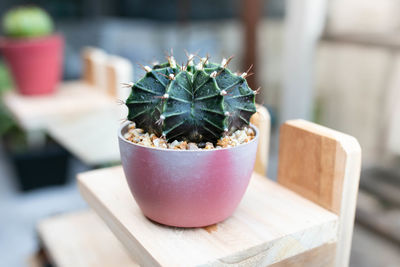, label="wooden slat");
[105,55,133,99]
[323,33,400,50]
[2,81,115,131]
[277,119,361,267]
[82,47,107,88]
[46,108,120,166]
[250,104,270,176]
[78,166,338,267]
[37,210,137,267]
